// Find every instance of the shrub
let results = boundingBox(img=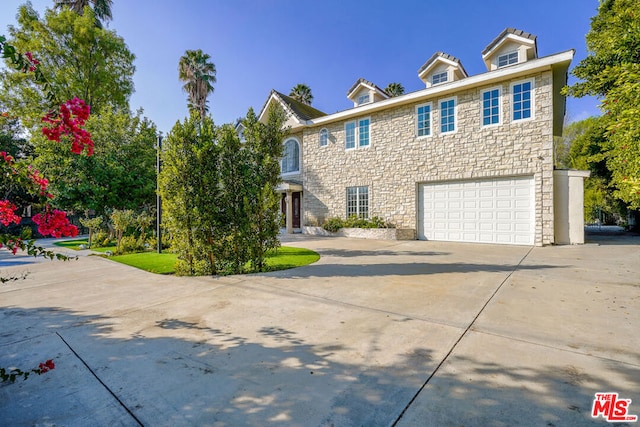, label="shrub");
[322,217,345,232]
[93,231,109,247]
[116,235,144,255]
[322,216,395,231]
